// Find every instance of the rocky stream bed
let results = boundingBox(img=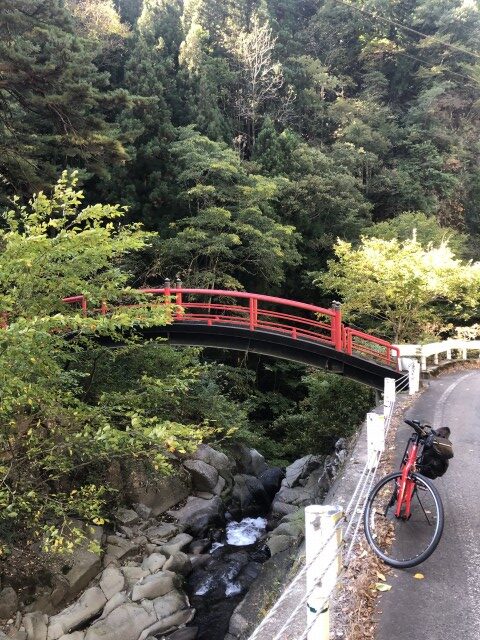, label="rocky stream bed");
[0,440,348,640]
